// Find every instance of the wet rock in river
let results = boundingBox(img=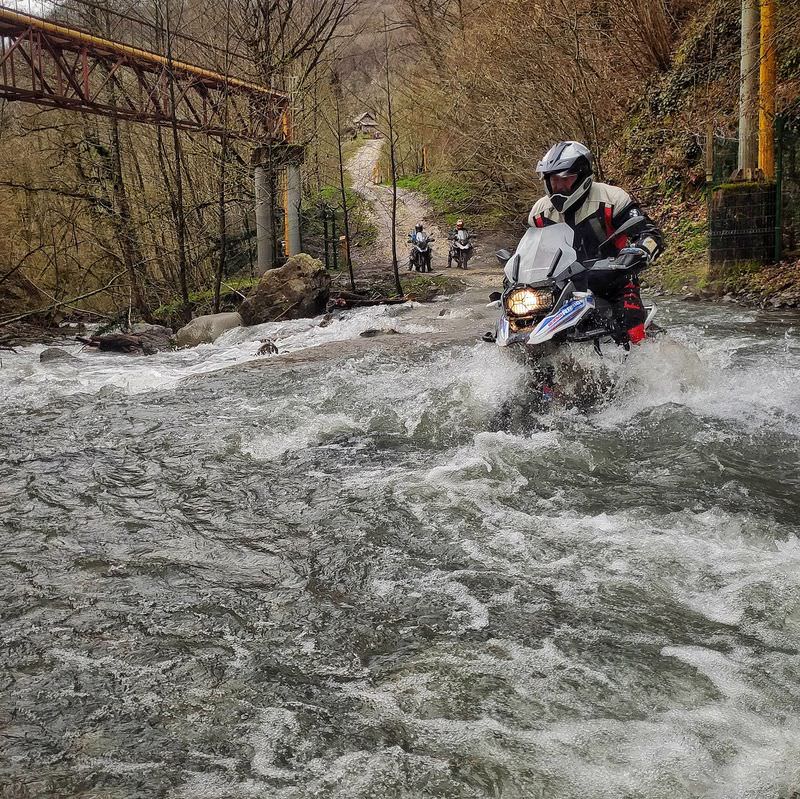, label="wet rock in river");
[131,323,174,352]
[239,254,330,326]
[359,328,400,338]
[176,312,242,348]
[40,347,79,363]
